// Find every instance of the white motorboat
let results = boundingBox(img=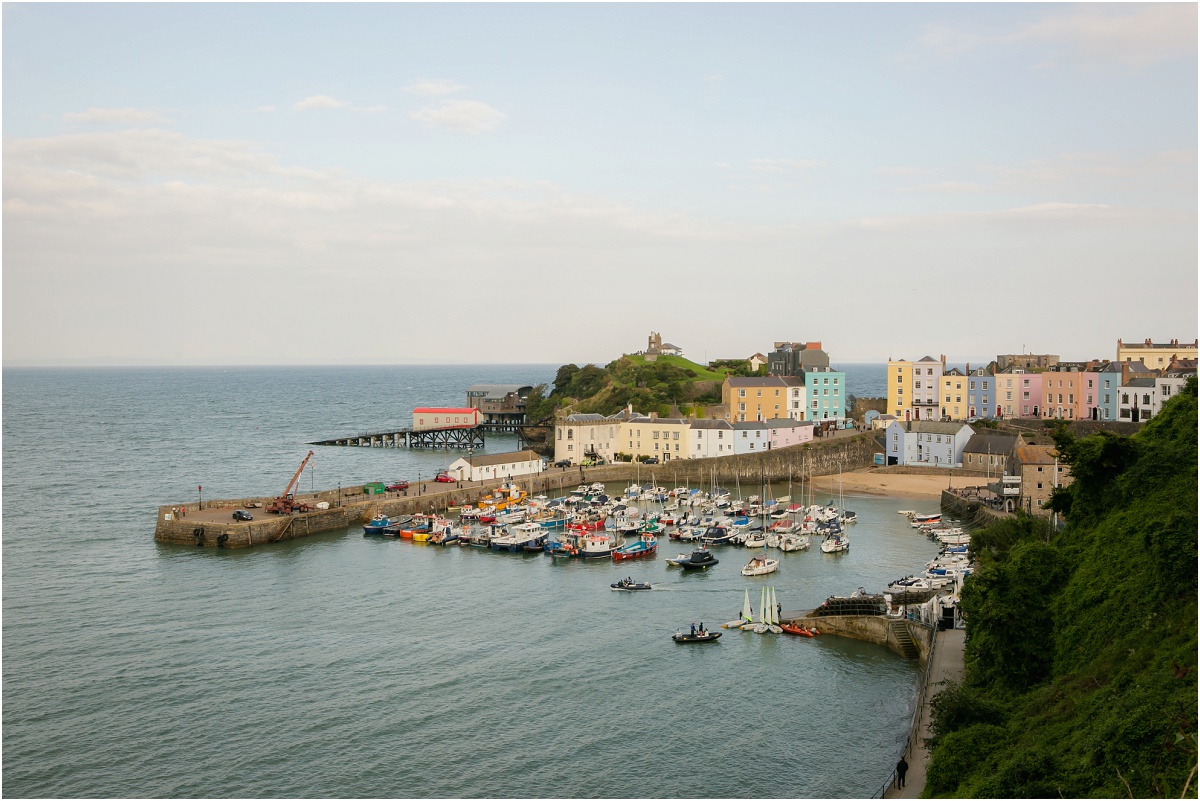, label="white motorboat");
[741,556,779,576]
